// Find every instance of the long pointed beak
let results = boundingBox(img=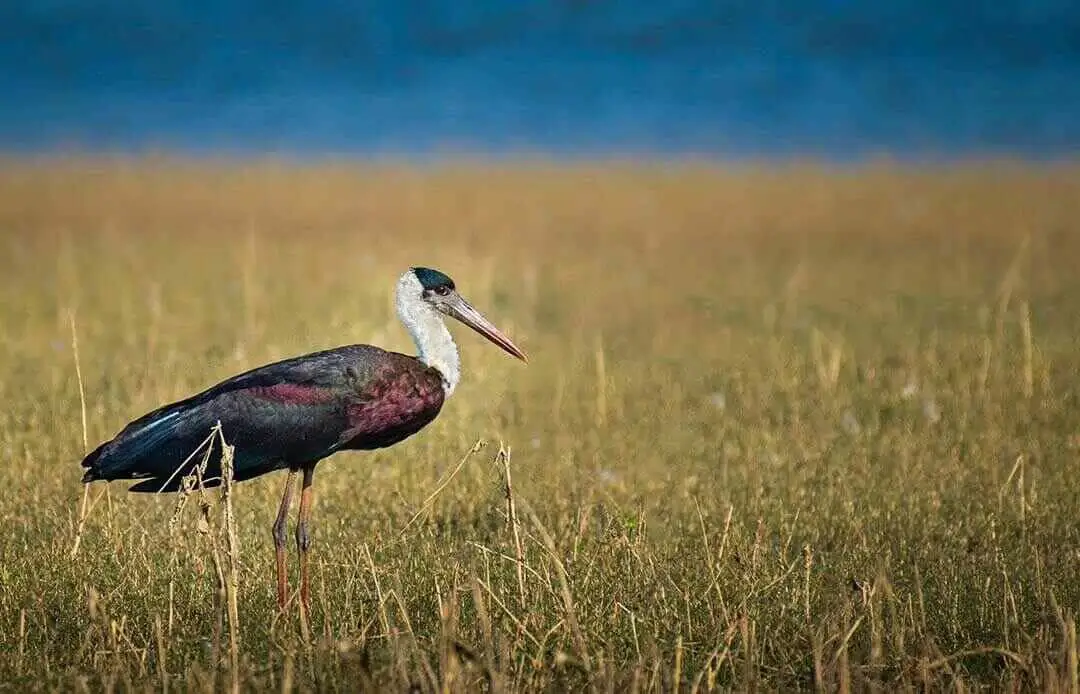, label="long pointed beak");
[446,296,528,363]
